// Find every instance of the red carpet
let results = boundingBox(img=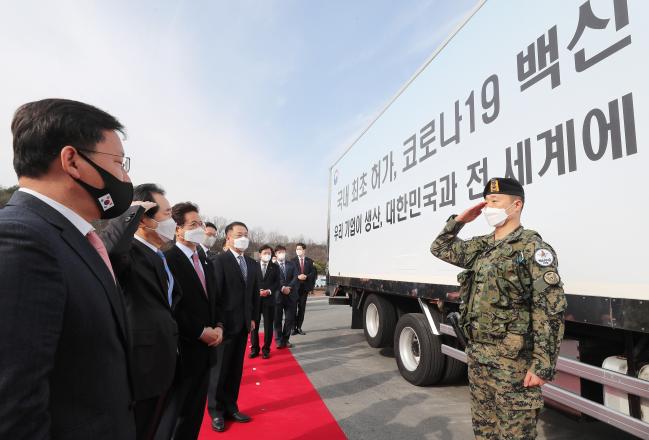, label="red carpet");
[197,334,347,439]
